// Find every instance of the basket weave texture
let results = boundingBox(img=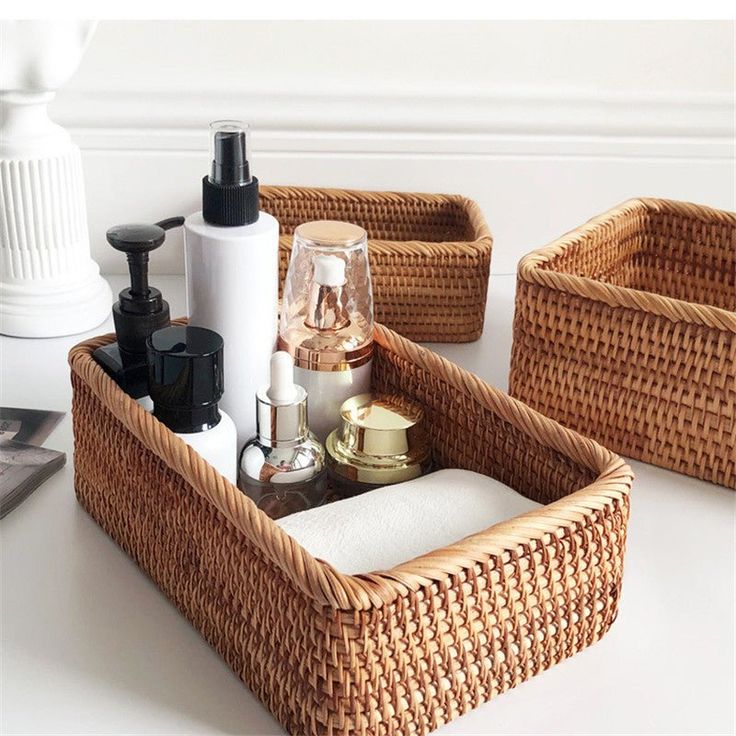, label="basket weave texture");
[510,198,735,488]
[259,185,493,343]
[70,323,632,736]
